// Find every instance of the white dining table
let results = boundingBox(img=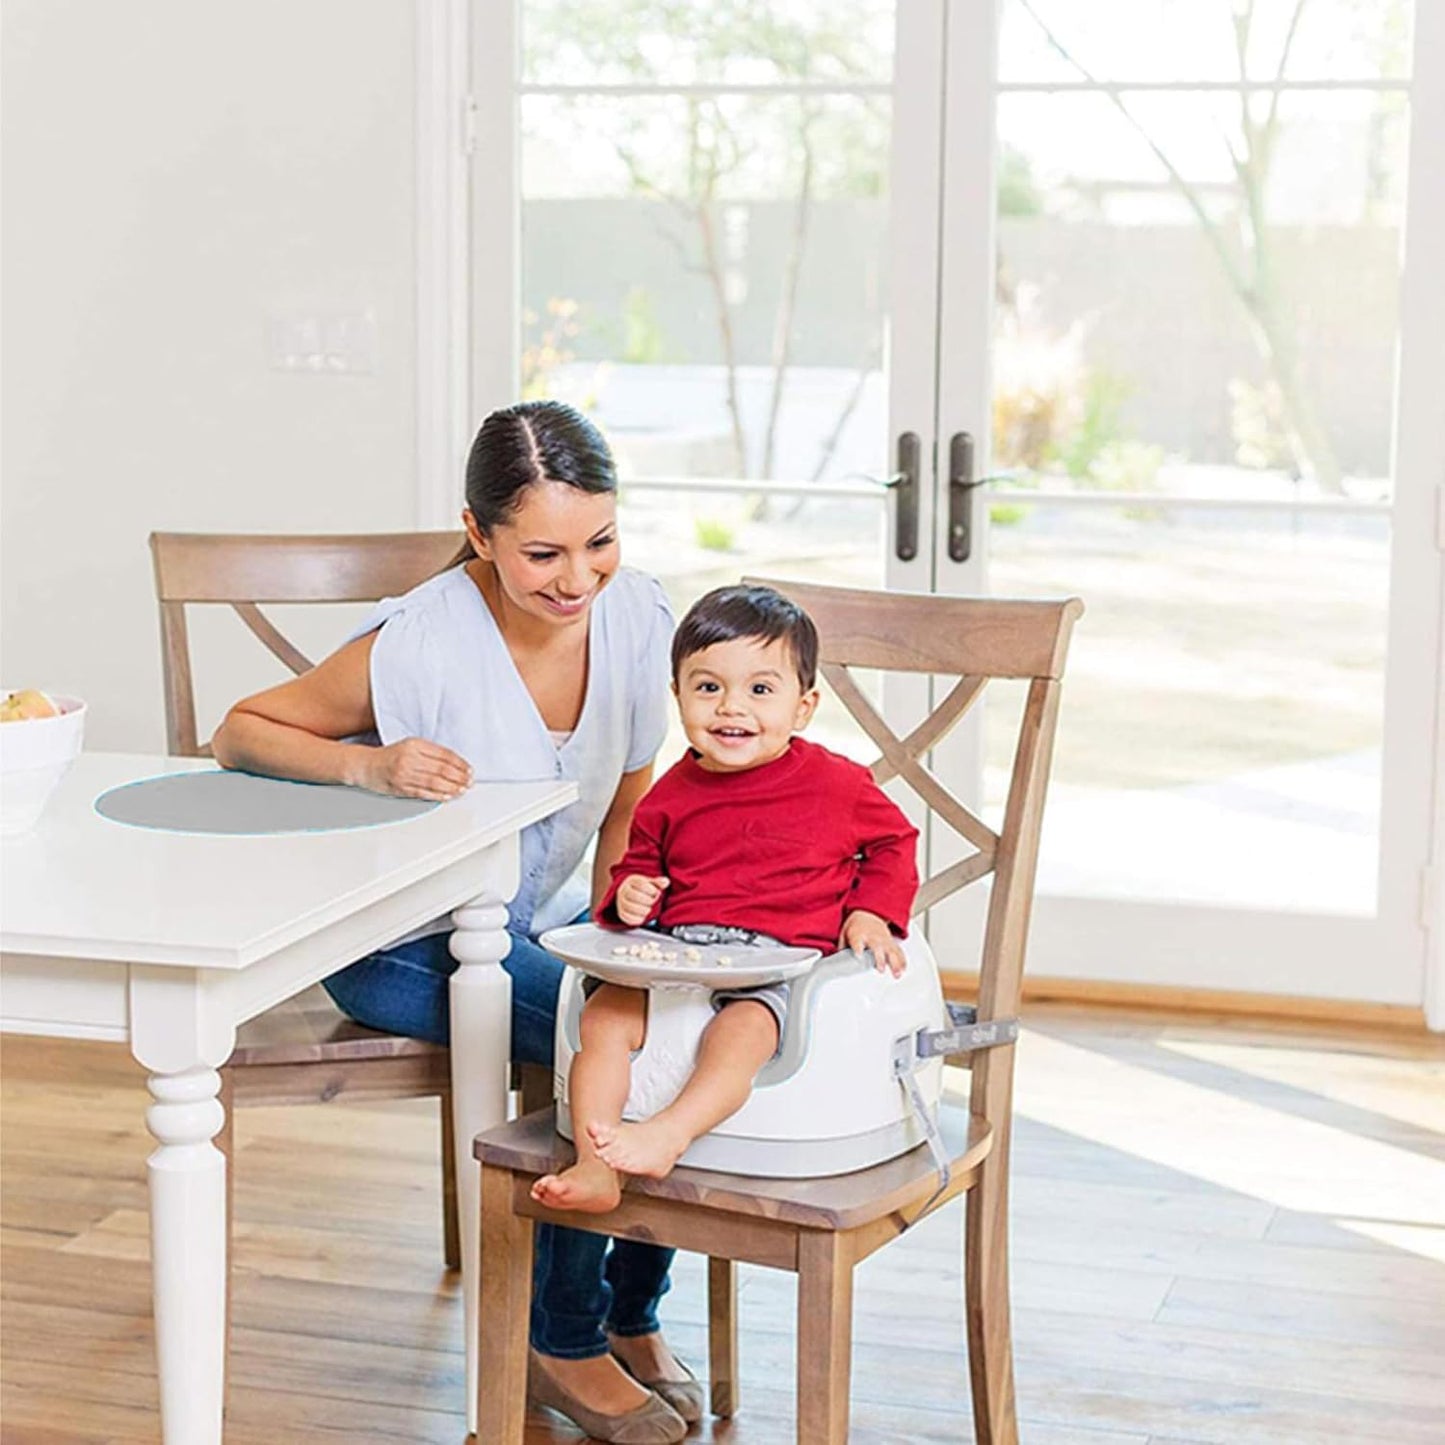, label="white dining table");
[0,752,577,1444]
